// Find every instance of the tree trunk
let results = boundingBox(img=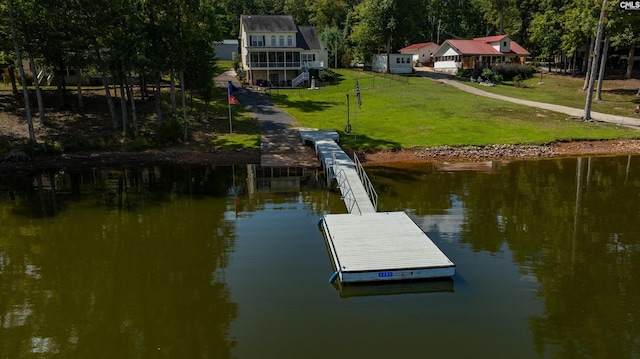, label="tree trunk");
[119,77,128,134]
[9,3,36,143]
[385,35,392,74]
[76,64,84,111]
[595,36,610,101]
[170,69,177,115]
[102,75,118,129]
[56,65,66,110]
[582,37,596,91]
[572,53,577,77]
[8,66,18,94]
[582,38,592,74]
[180,70,187,141]
[29,53,46,125]
[127,74,138,137]
[141,75,147,101]
[626,46,635,79]
[583,0,607,121]
[155,73,163,125]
